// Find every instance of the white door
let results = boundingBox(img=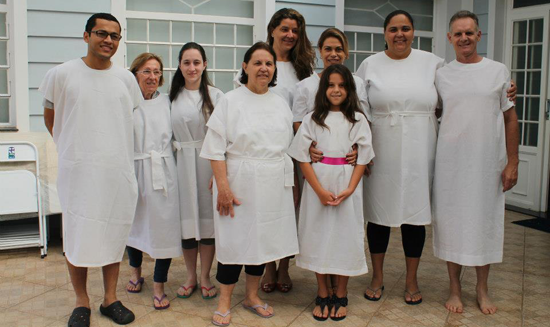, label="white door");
[505,3,550,212]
